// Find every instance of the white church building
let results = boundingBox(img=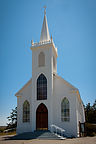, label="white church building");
[15,9,85,137]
